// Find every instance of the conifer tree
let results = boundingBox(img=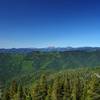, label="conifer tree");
[17,83,24,100]
[51,76,62,100]
[3,89,10,100]
[81,80,88,100]
[0,81,3,100]
[63,77,72,100]
[72,76,84,100]
[45,85,52,100]
[24,88,32,100]
[33,82,41,100]
[86,75,100,100]
[25,94,32,100]
[9,80,18,98]
[39,74,48,100]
